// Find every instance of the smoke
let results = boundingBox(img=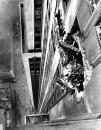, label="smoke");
[0,0,21,69]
